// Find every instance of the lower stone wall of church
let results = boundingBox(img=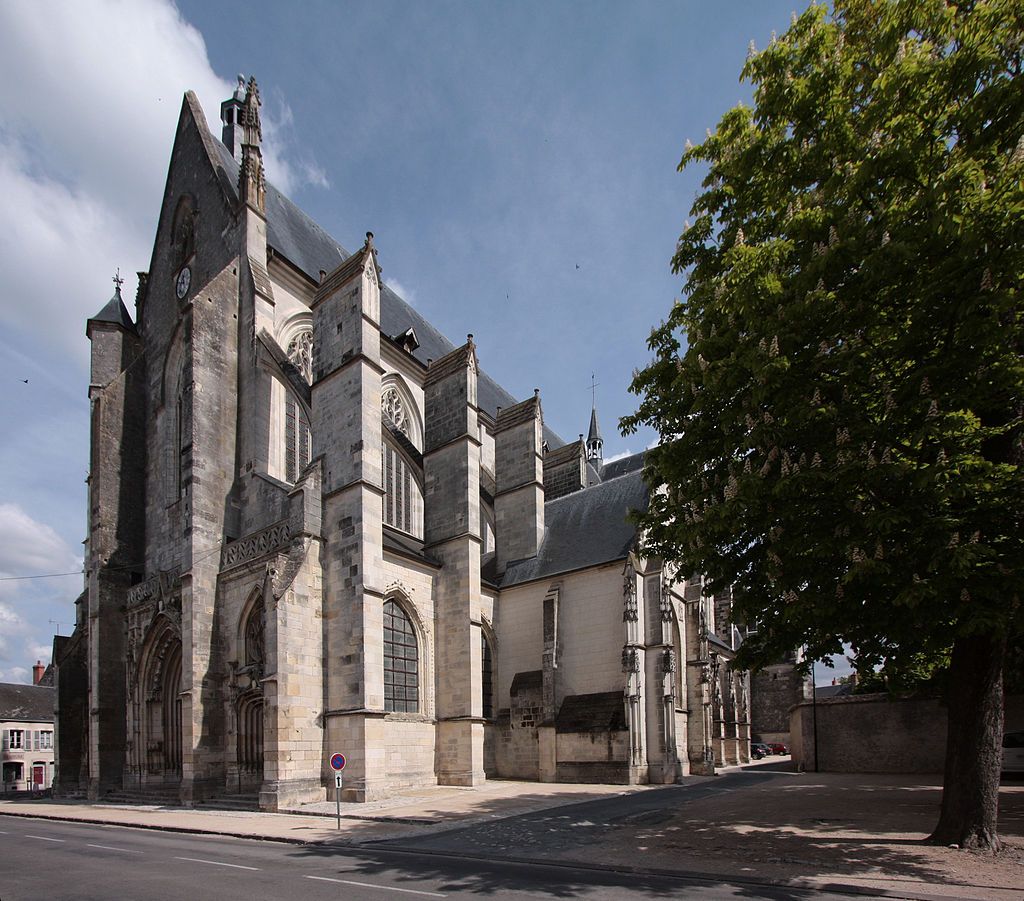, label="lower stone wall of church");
[384,718,437,790]
[493,713,539,779]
